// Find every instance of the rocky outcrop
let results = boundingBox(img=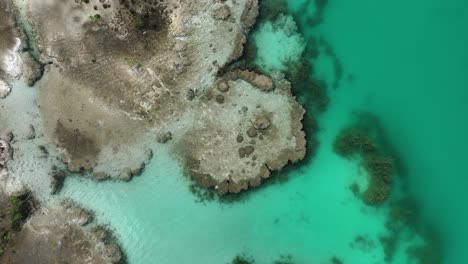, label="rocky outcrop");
[176,70,306,195]
[0,203,124,264]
